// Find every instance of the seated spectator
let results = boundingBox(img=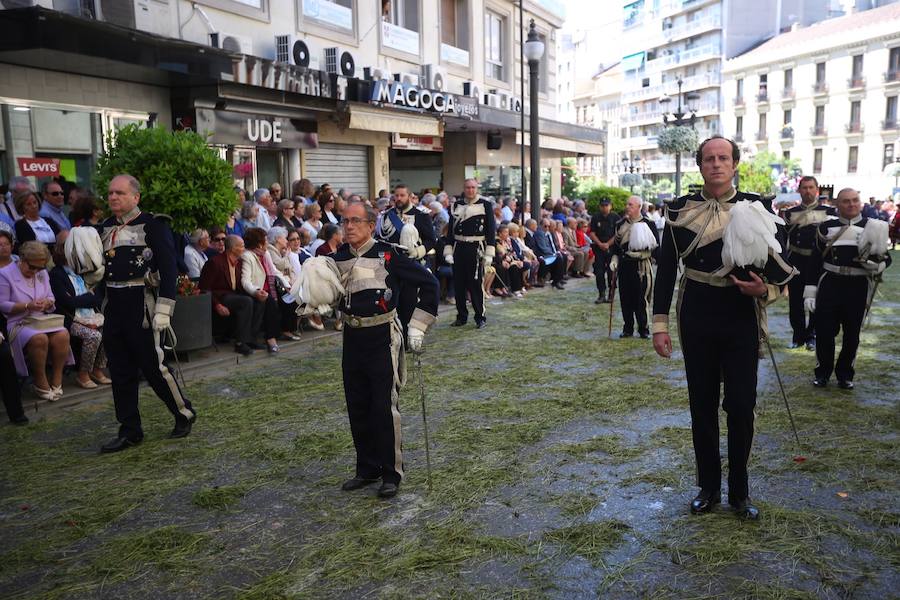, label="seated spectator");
[495,224,524,298]
[13,191,60,252]
[240,228,281,353]
[253,188,275,230]
[0,242,73,400]
[184,228,210,279]
[0,231,16,268]
[302,201,323,240]
[563,217,588,277]
[315,223,343,256]
[273,199,303,230]
[239,200,258,233]
[207,226,226,258]
[49,234,110,389]
[576,218,593,276]
[531,219,566,289]
[1,325,27,424]
[199,234,258,356]
[69,191,104,227]
[266,226,300,341]
[553,220,574,274]
[508,222,534,289]
[292,228,314,265]
[270,182,283,204]
[320,192,341,225]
